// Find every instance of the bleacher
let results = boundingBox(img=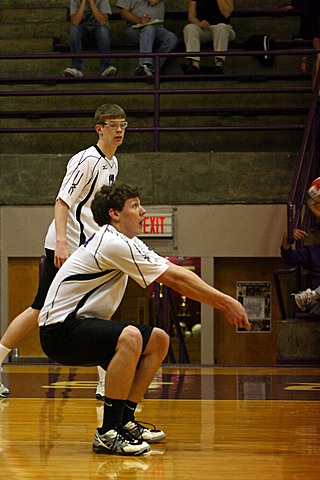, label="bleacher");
[0,0,316,157]
[0,0,317,178]
[1,0,320,364]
